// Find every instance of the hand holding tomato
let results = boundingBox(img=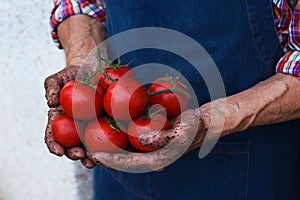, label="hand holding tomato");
[91,108,207,171]
[44,61,200,171]
[127,113,170,152]
[44,66,96,169]
[138,108,206,151]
